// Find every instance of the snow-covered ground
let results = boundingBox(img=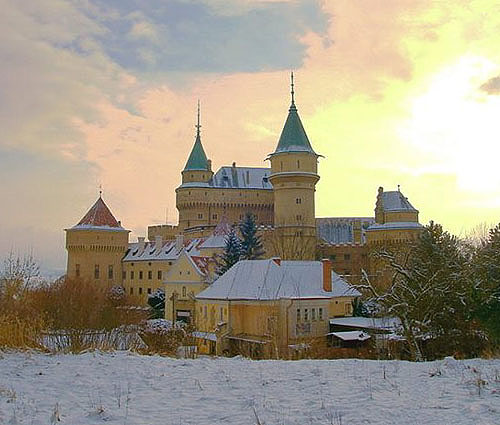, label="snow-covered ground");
[0,352,499,425]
